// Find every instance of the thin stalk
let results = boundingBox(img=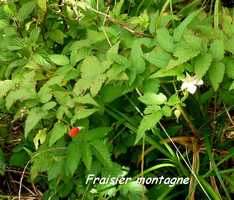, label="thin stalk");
[159,123,212,200]
[214,0,220,29]
[188,140,200,200]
